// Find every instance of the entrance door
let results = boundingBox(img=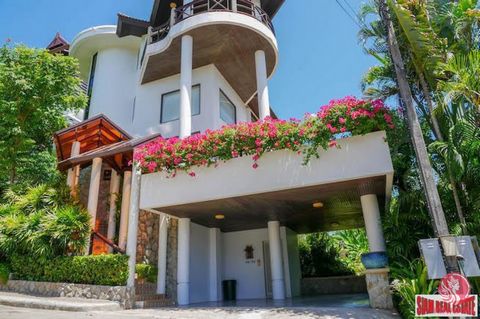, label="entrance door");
[262,241,273,298]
